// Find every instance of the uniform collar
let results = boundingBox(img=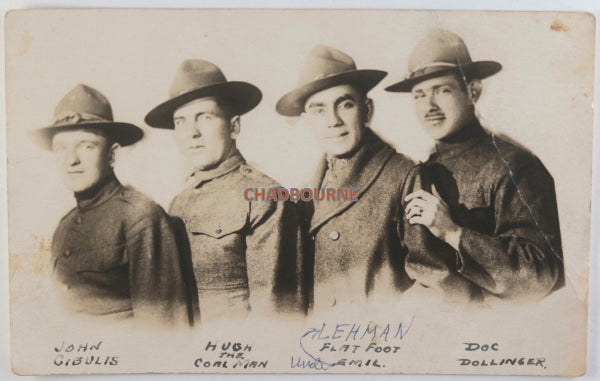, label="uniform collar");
[74,173,123,211]
[430,119,488,160]
[186,147,245,189]
[326,156,351,172]
[312,128,385,188]
[308,129,395,233]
